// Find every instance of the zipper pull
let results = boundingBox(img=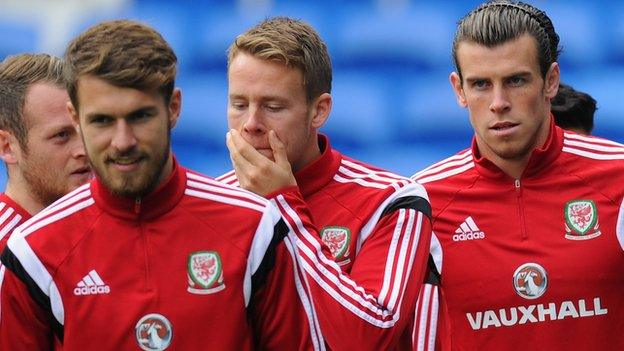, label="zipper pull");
[134,198,141,214]
[514,179,521,188]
